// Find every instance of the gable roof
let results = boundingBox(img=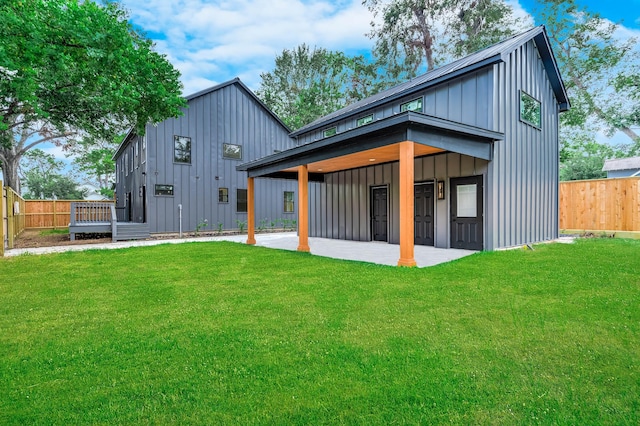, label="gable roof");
[114,78,289,159]
[291,25,569,137]
[602,156,640,171]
